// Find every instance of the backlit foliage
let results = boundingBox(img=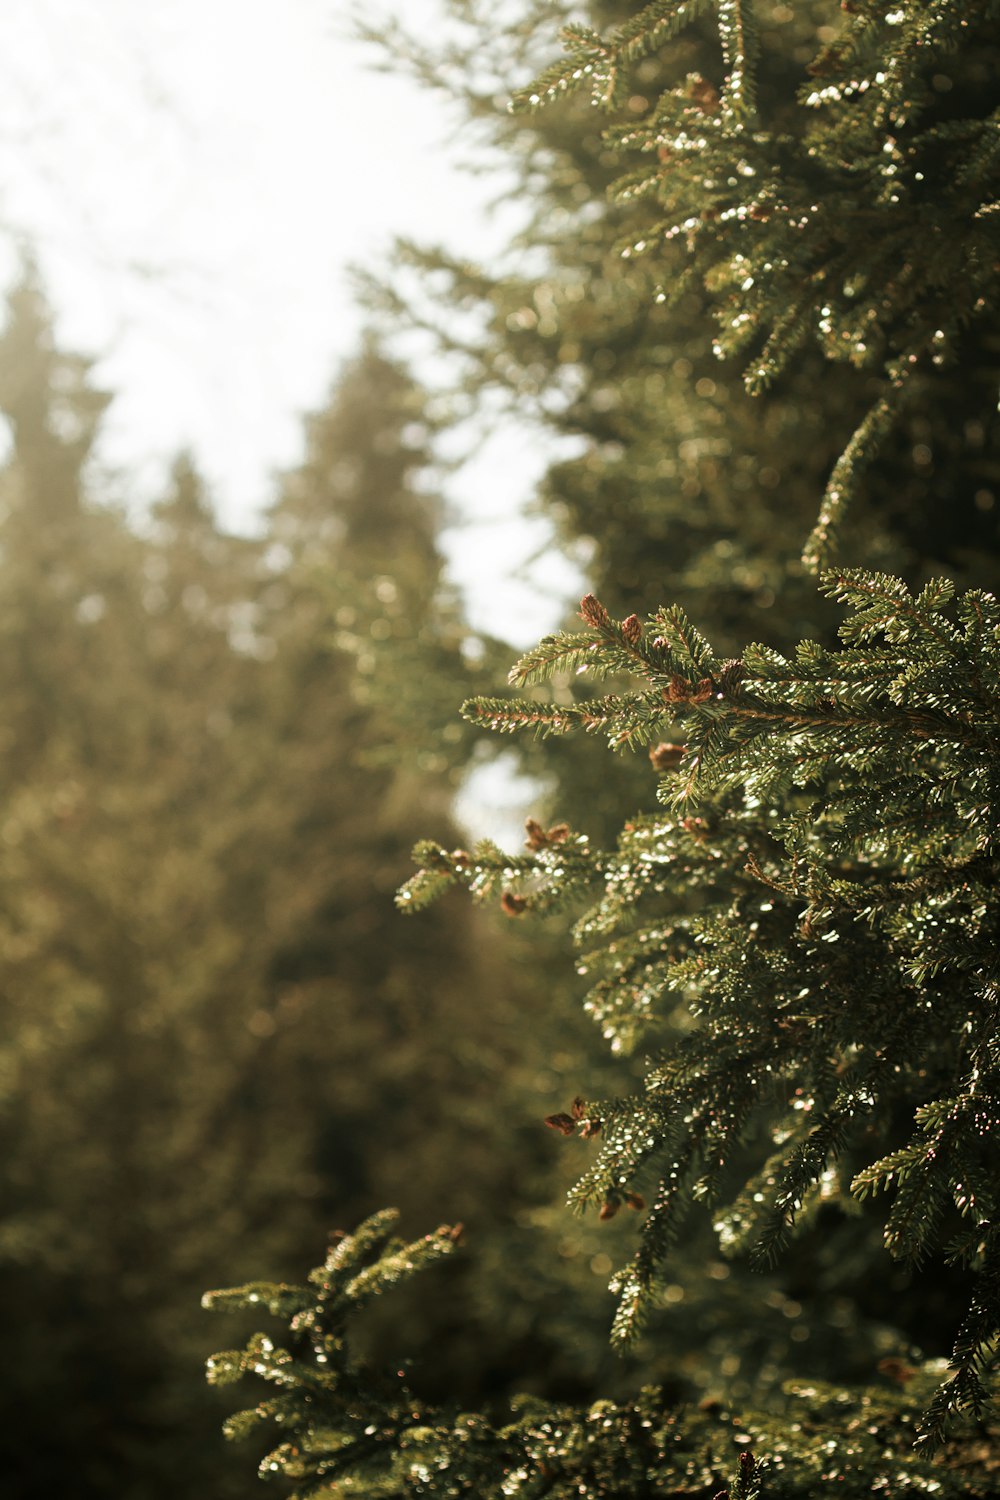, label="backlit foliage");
[209,3,1000,1494]
[512,0,1000,564]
